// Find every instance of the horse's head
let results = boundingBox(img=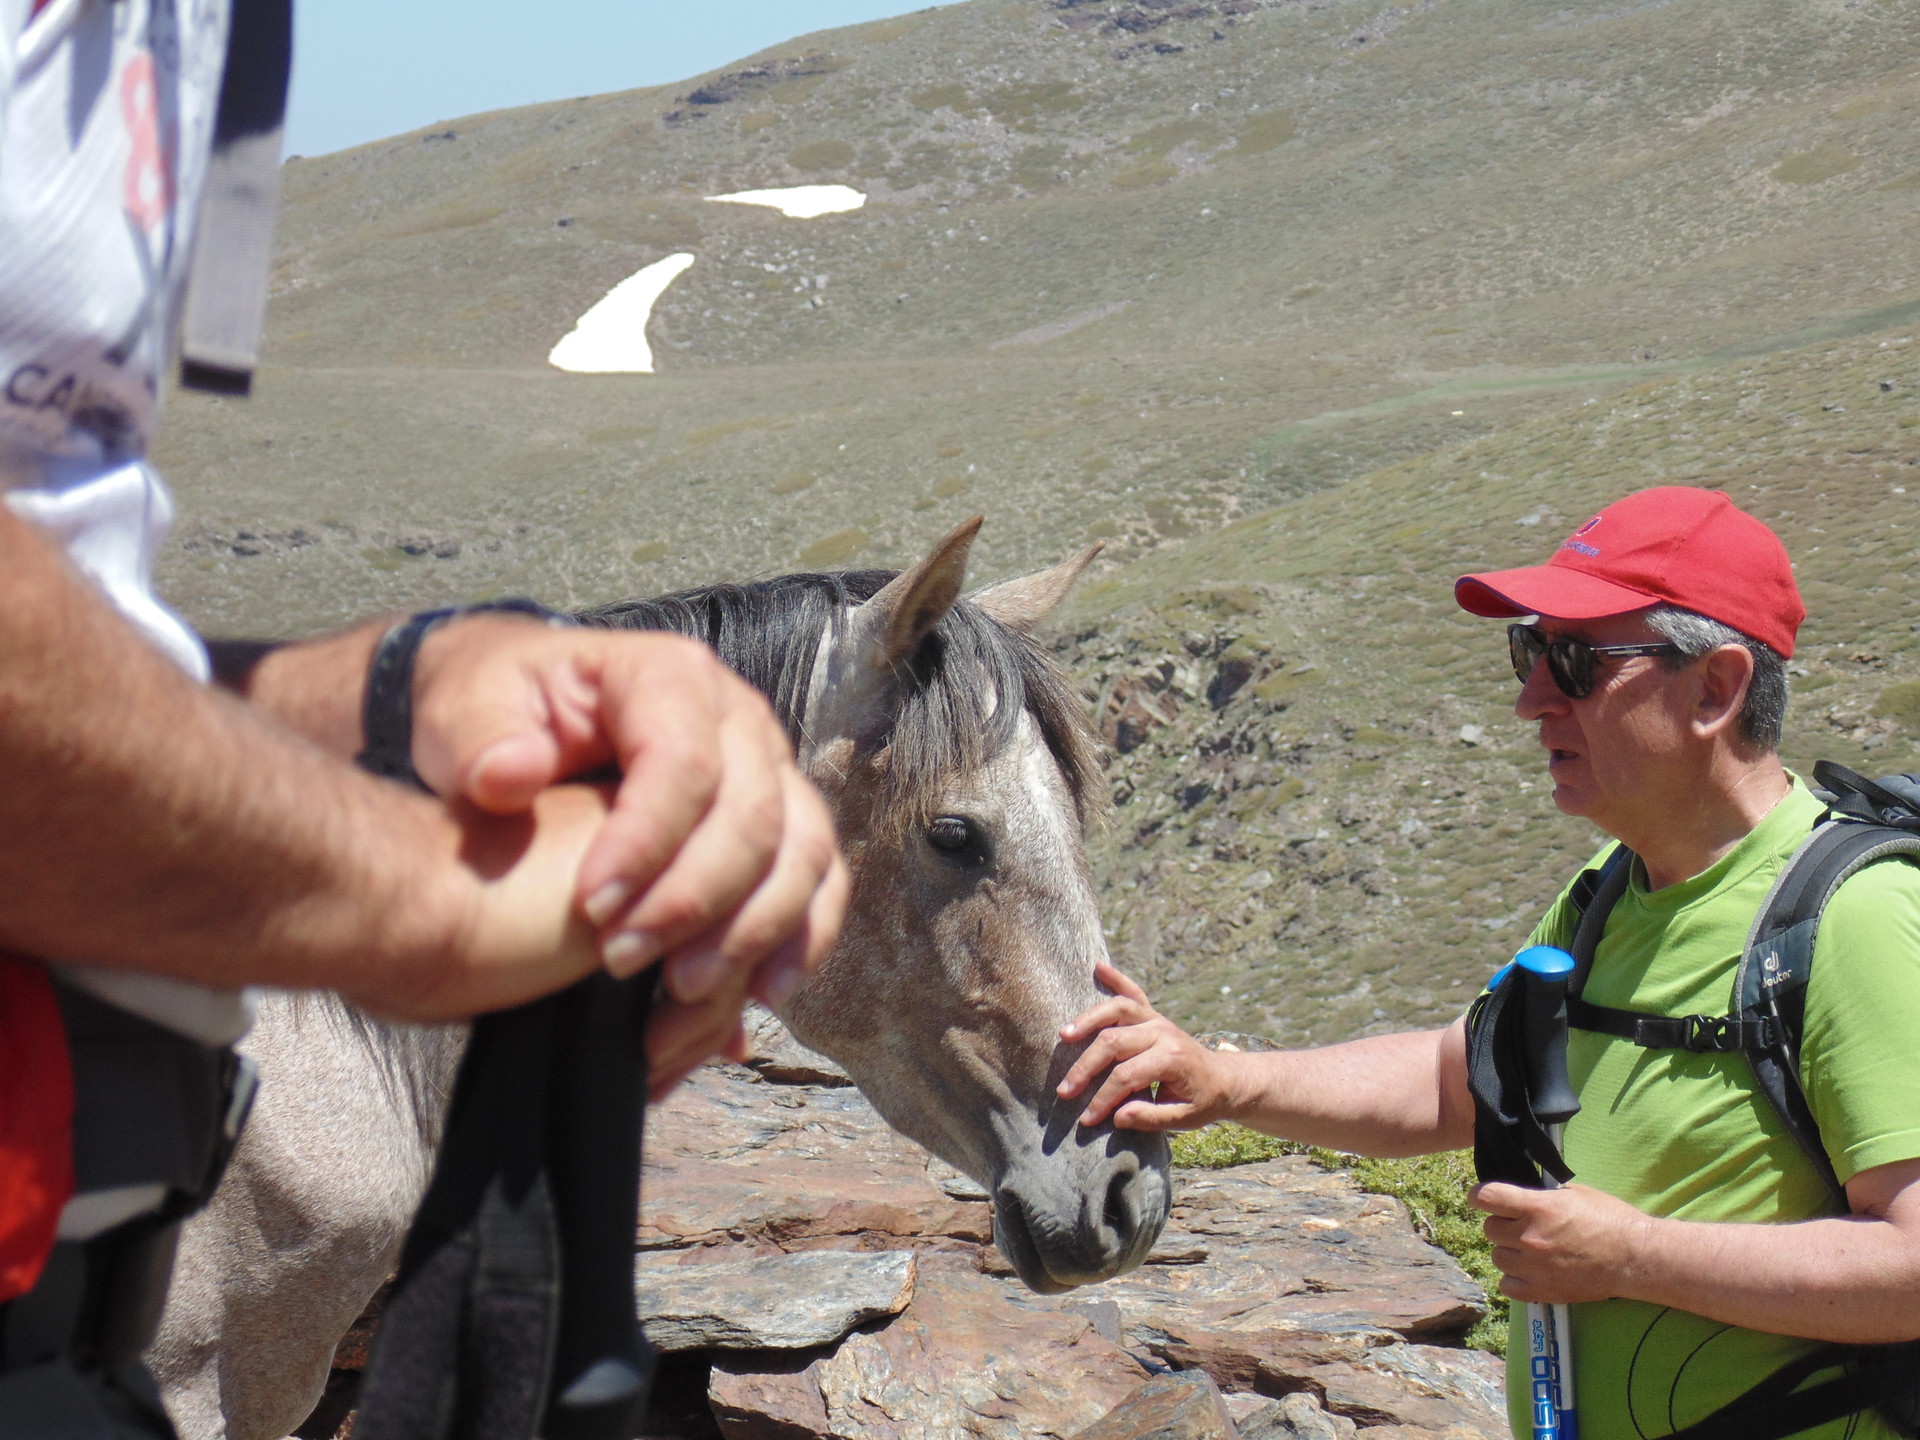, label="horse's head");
[786,519,1172,1292]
